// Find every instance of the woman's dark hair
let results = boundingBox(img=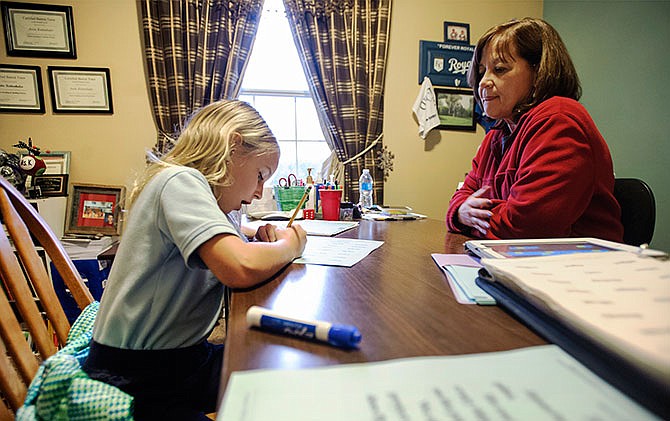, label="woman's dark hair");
[468,18,582,119]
